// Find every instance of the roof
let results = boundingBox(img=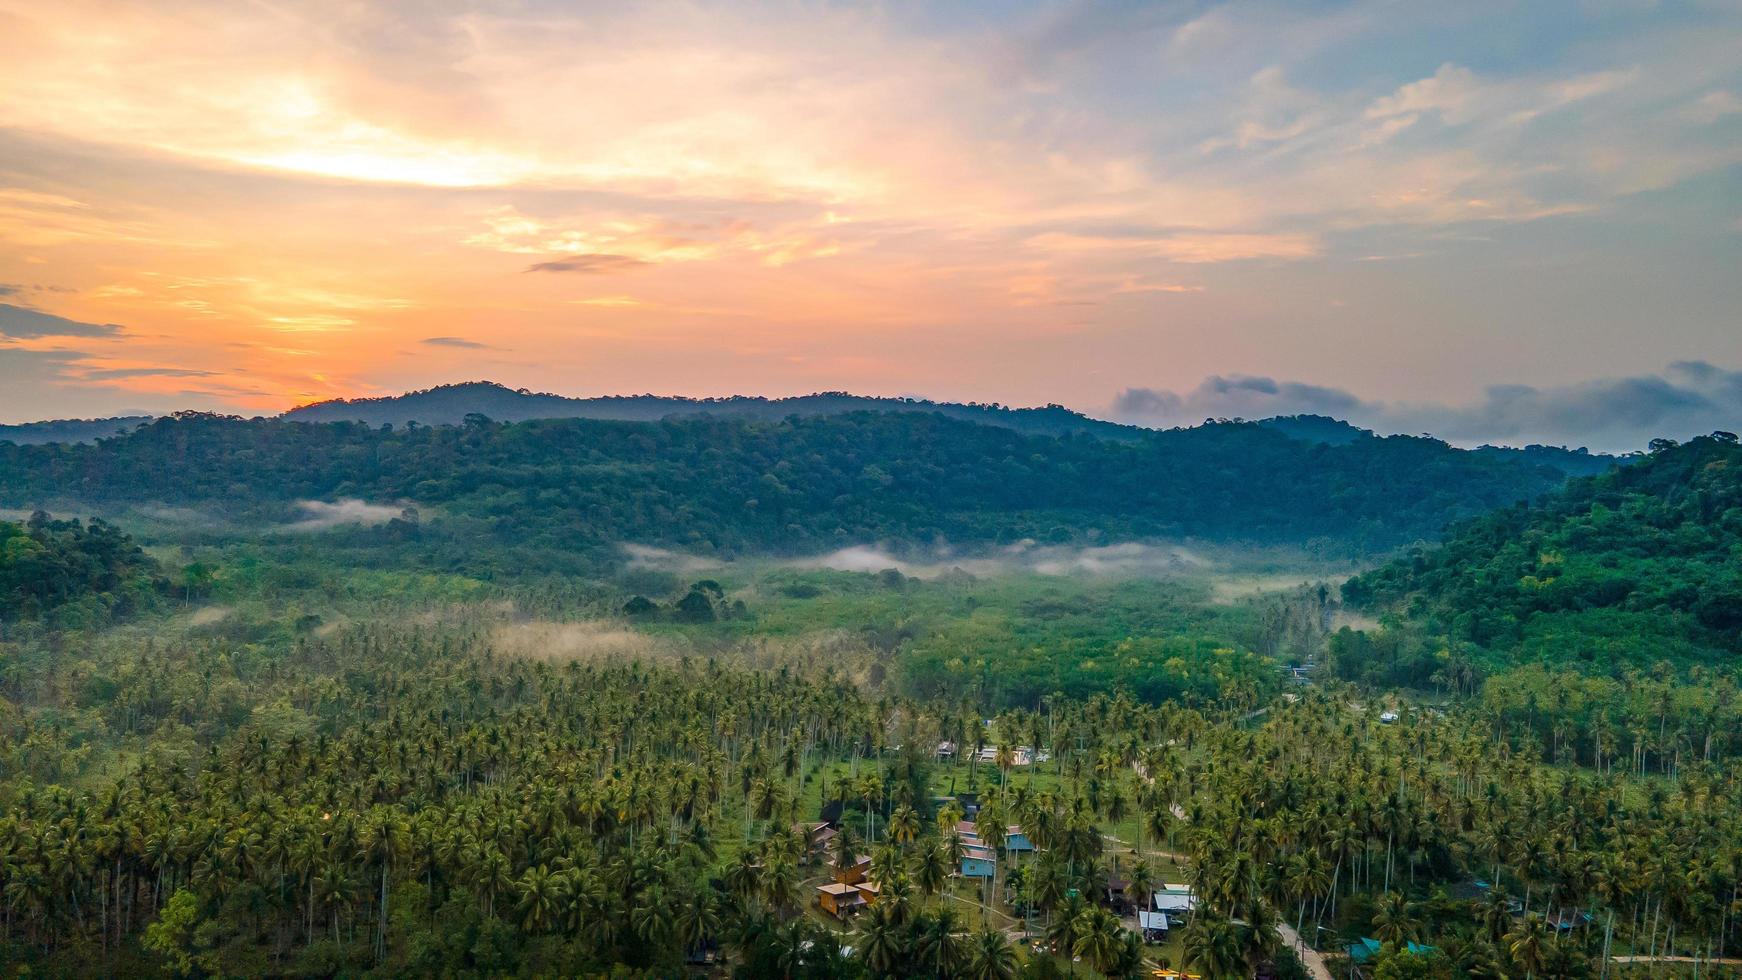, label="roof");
[963,845,997,861]
[1137,911,1170,931]
[1152,888,1196,912]
[818,883,861,896]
